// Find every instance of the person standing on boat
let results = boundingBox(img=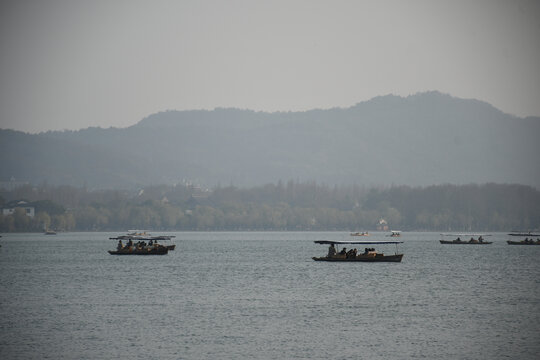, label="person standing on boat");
[328,244,336,257]
[117,240,123,250]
